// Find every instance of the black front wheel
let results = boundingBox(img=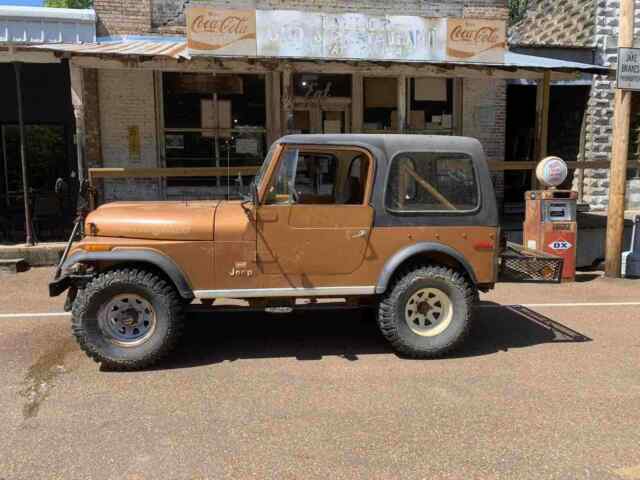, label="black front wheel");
[71,268,185,370]
[377,266,474,358]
